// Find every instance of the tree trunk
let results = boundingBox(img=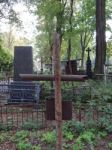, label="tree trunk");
[95,0,106,74]
[67,0,73,74]
[80,32,86,69]
[56,0,64,45]
[81,46,85,69]
[67,39,72,73]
